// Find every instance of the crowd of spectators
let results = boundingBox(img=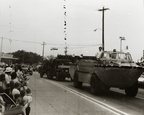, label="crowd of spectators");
[0,65,32,115]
